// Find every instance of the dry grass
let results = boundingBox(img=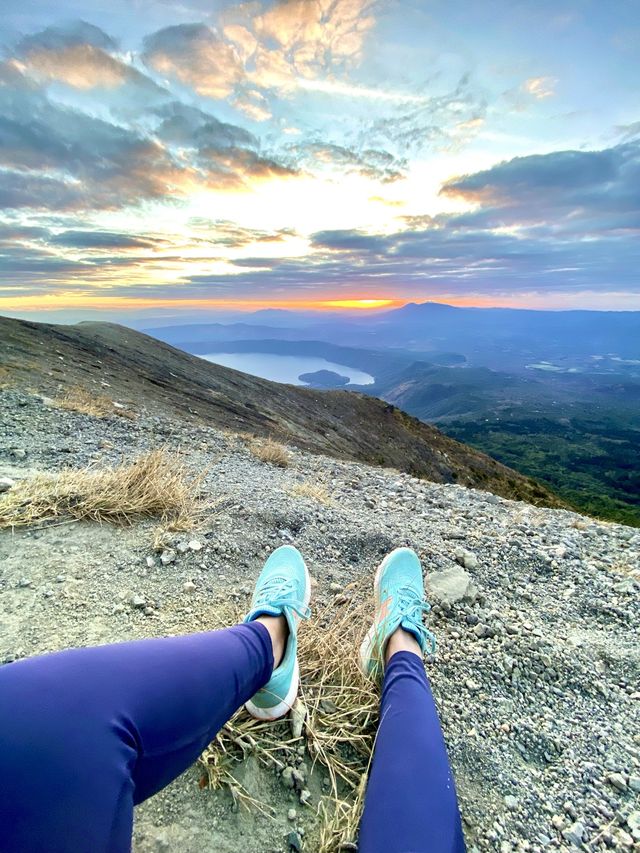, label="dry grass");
[249,437,290,468]
[288,480,331,505]
[200,586,379,851]
[0,449,200,530]
[54,386,136,420]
